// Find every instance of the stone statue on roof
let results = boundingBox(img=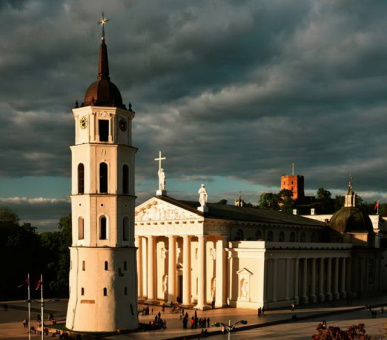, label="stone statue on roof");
[158,168,166,191]
[198,184,208,207]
